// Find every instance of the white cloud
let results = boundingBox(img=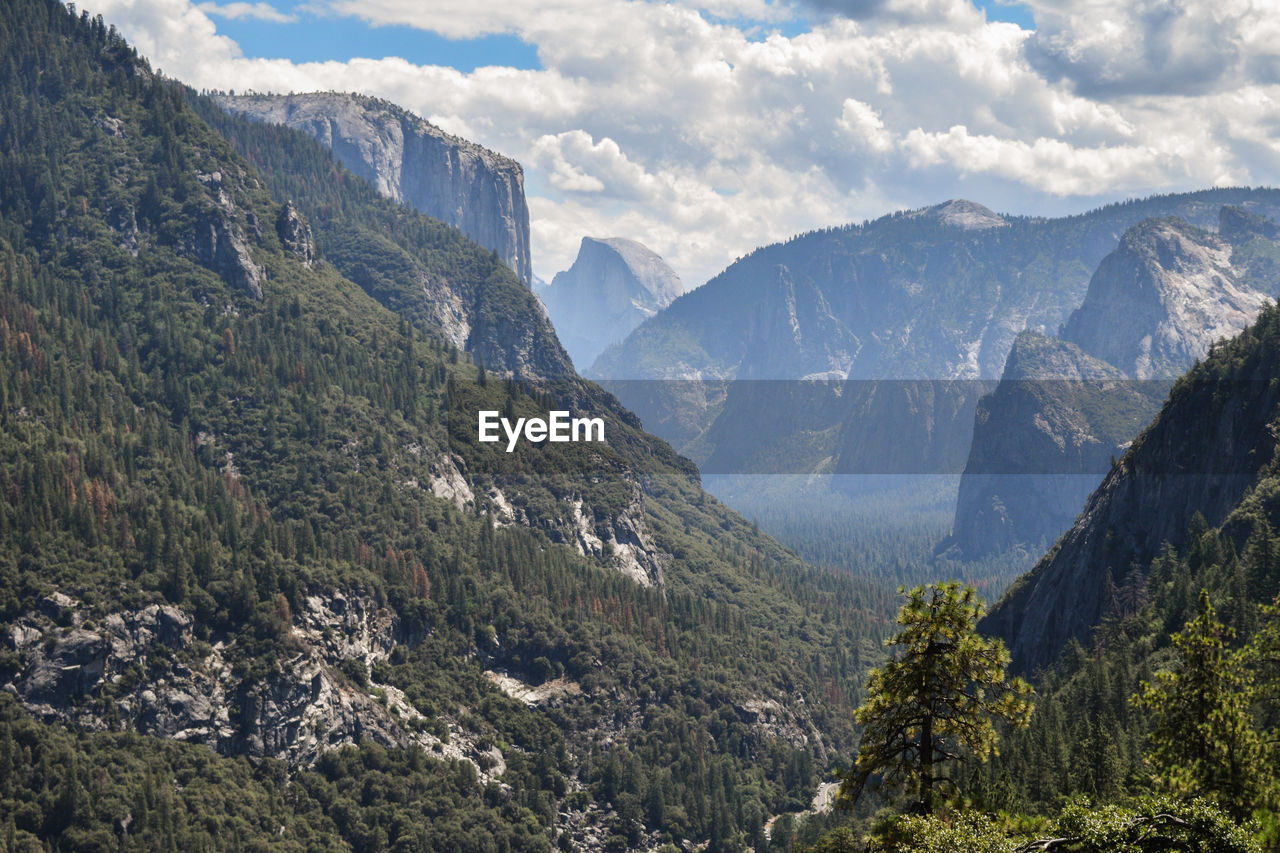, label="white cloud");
[1022,0,1280,96]
[197,1,296,23]
[77,0,1280,287]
